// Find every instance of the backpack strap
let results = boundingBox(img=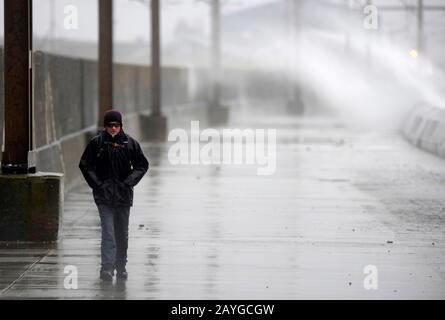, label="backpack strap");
[95,131,131,160]
[96,132,105,159]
